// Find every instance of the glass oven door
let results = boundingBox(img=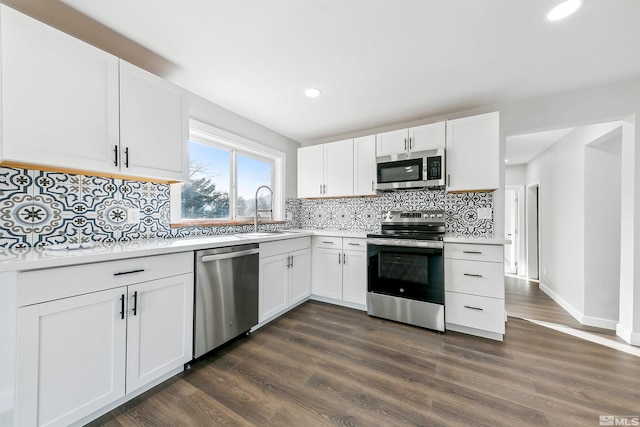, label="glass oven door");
[367,243,444,305]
